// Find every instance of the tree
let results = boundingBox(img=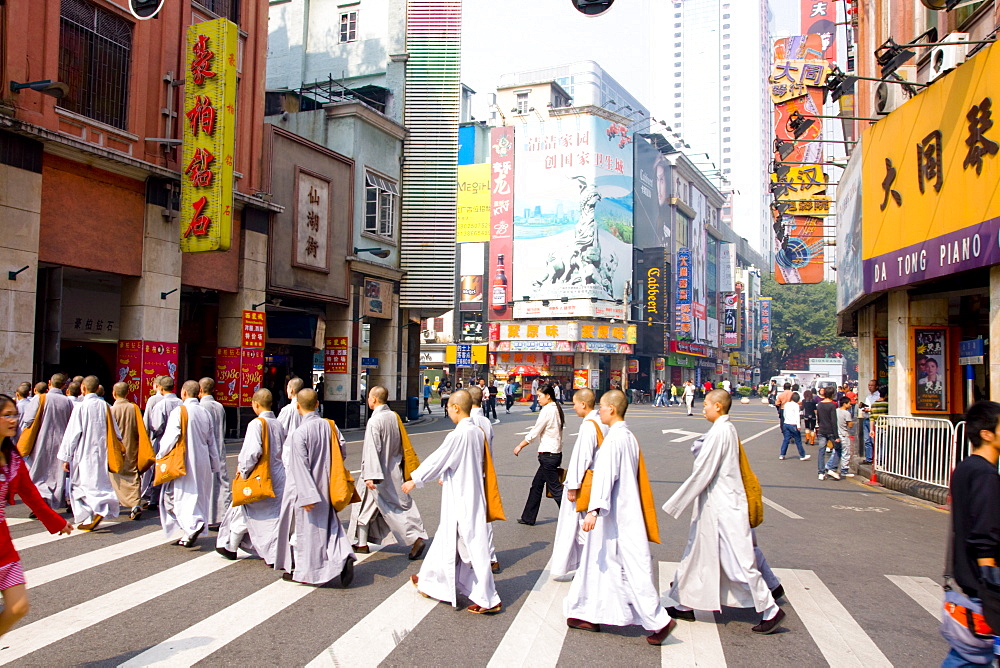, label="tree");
[760,274,857,377]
